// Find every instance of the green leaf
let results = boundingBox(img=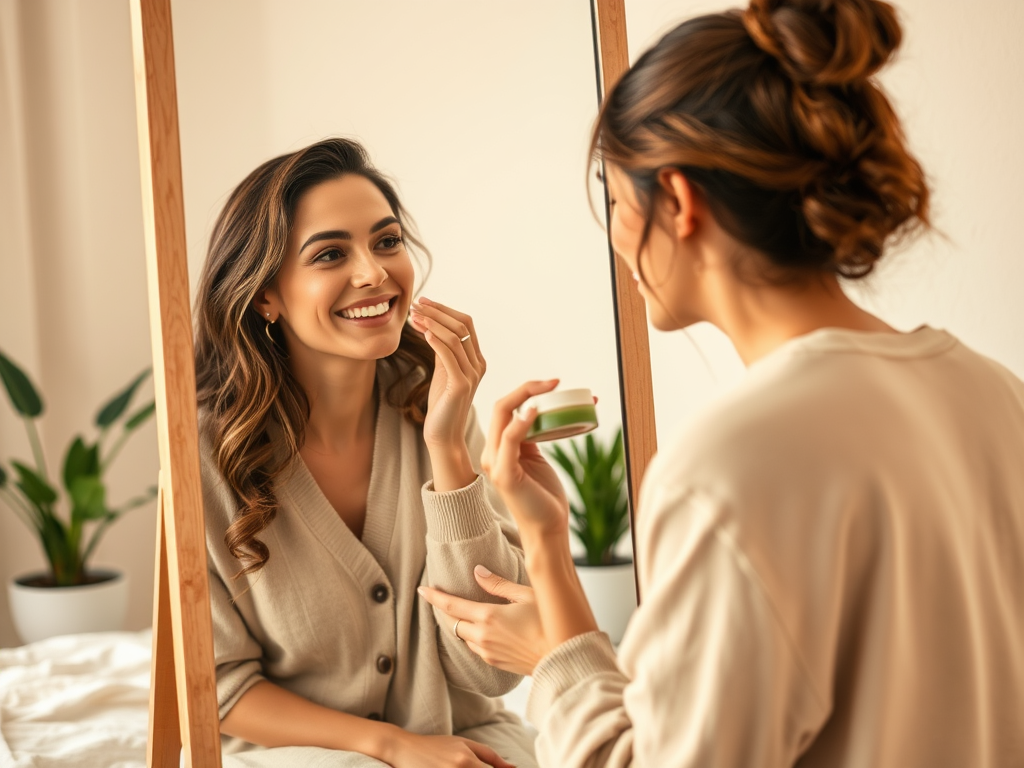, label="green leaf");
[69,476,107,521]
[95,369,150,428]
[0,350,43,417]
[124,401,156,431]
[12,461,57,507]
[63,437,100,491]
[0,462,6,488]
